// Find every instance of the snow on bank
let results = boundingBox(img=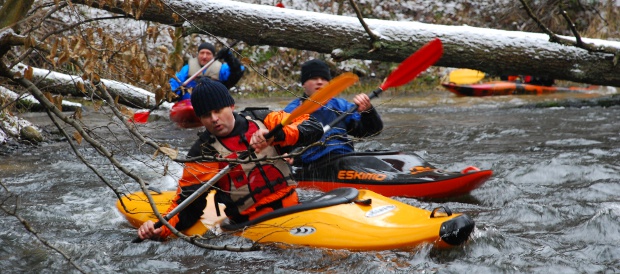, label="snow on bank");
[0,79,82,109]
[0,85,42,144]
